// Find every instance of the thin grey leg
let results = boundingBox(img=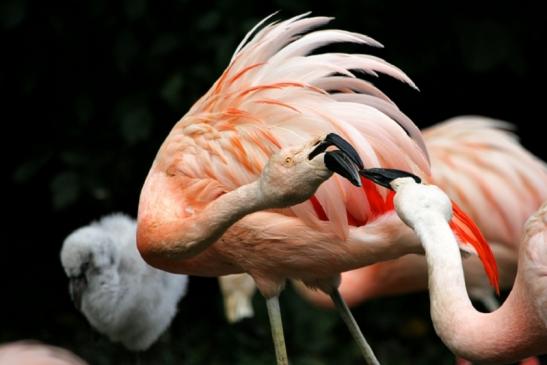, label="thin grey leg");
[266,296,289,365]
